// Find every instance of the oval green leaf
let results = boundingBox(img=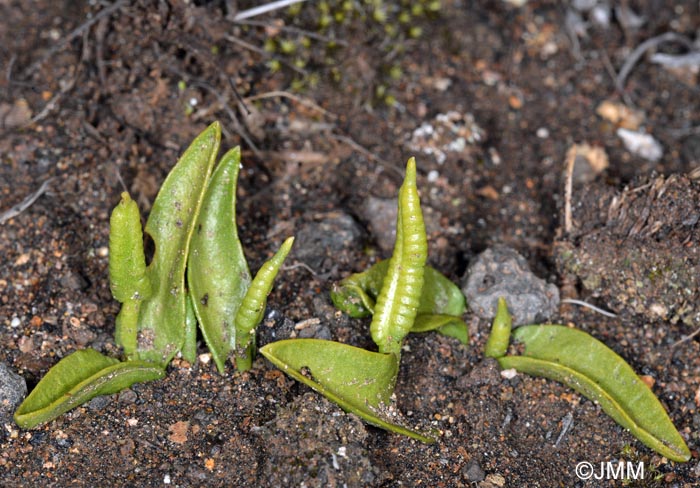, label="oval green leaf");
[260,339,436,443]
[498,325,691,462]
[14,349,164,429]
[413,314,469,344]
[187,146,251,373]
[331,260,467,319]
[134,122,221,364]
